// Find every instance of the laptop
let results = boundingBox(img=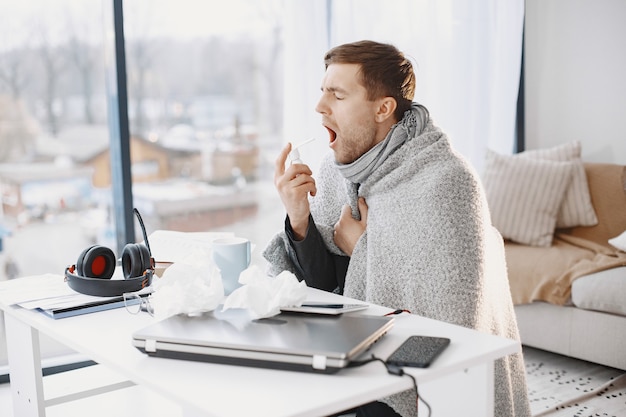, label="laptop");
[132,308,394,374]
